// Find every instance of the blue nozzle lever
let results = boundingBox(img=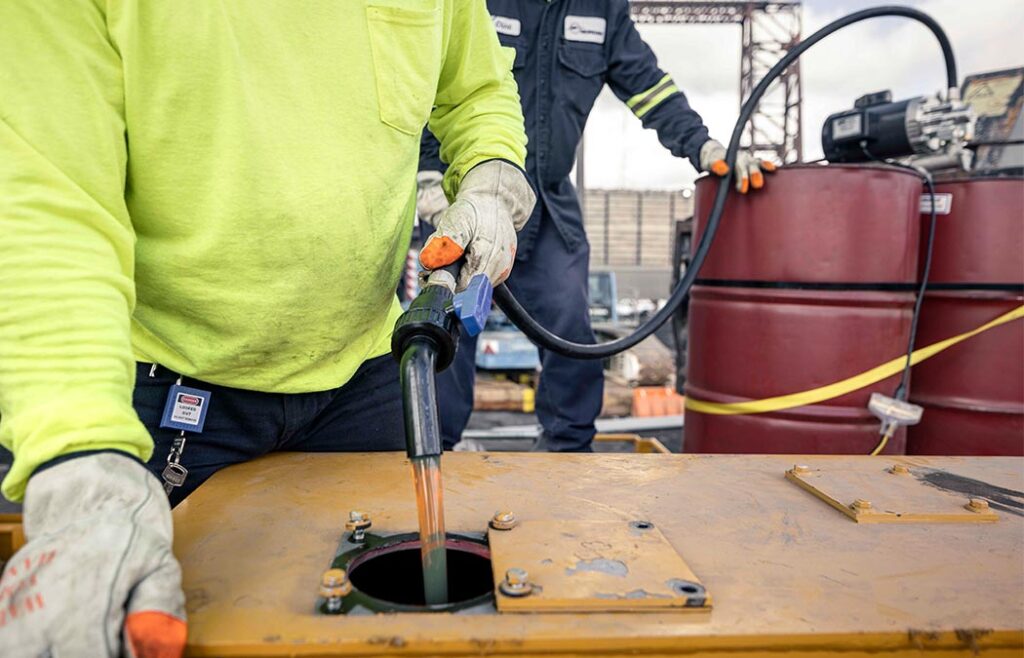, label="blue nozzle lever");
[452,273,493,337]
